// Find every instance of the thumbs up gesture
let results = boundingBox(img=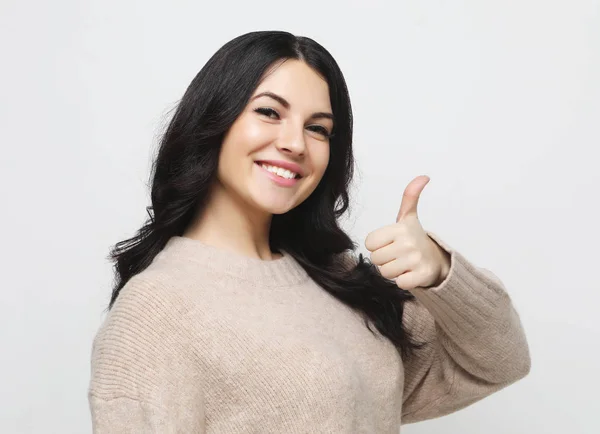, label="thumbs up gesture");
[365,175,451,291]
